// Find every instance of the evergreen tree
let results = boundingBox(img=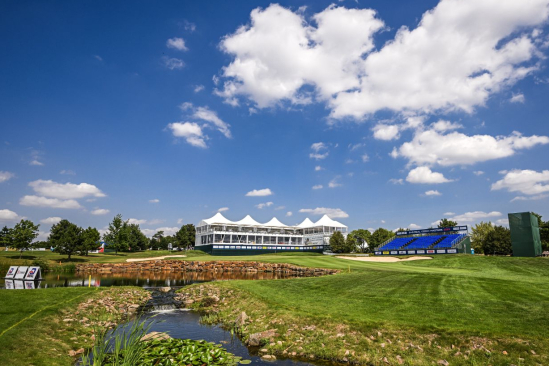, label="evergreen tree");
[482,225,512,255]
[0,226,13,249]
[370,228,395,249]
[49,219,82,260]
[329,231,346,253]
[438,218,458,228]
[80,227,100,256]
[127,224,149,251]
[103,214,129,254]
[11,219,39,258]
[345,234,358,253]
